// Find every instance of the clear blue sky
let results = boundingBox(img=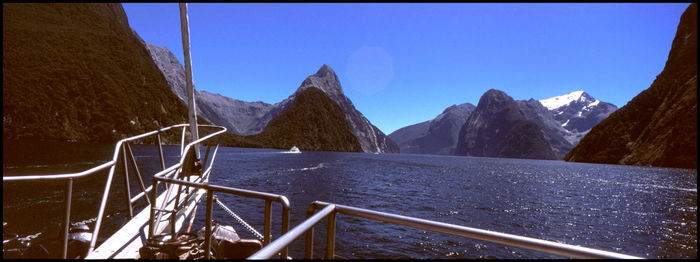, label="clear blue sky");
[122,3,690,135]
